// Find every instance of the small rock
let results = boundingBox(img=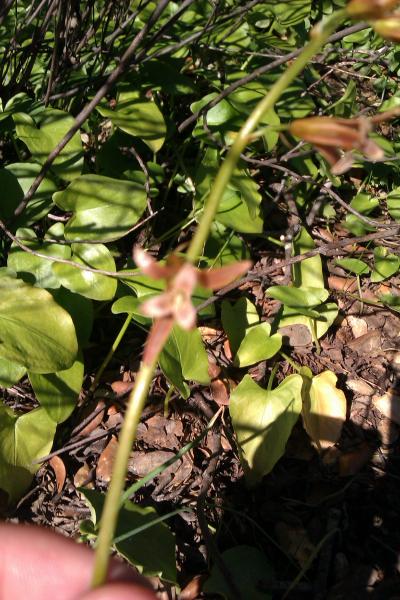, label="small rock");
[346,315,368,338]
[346,378,374,396]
